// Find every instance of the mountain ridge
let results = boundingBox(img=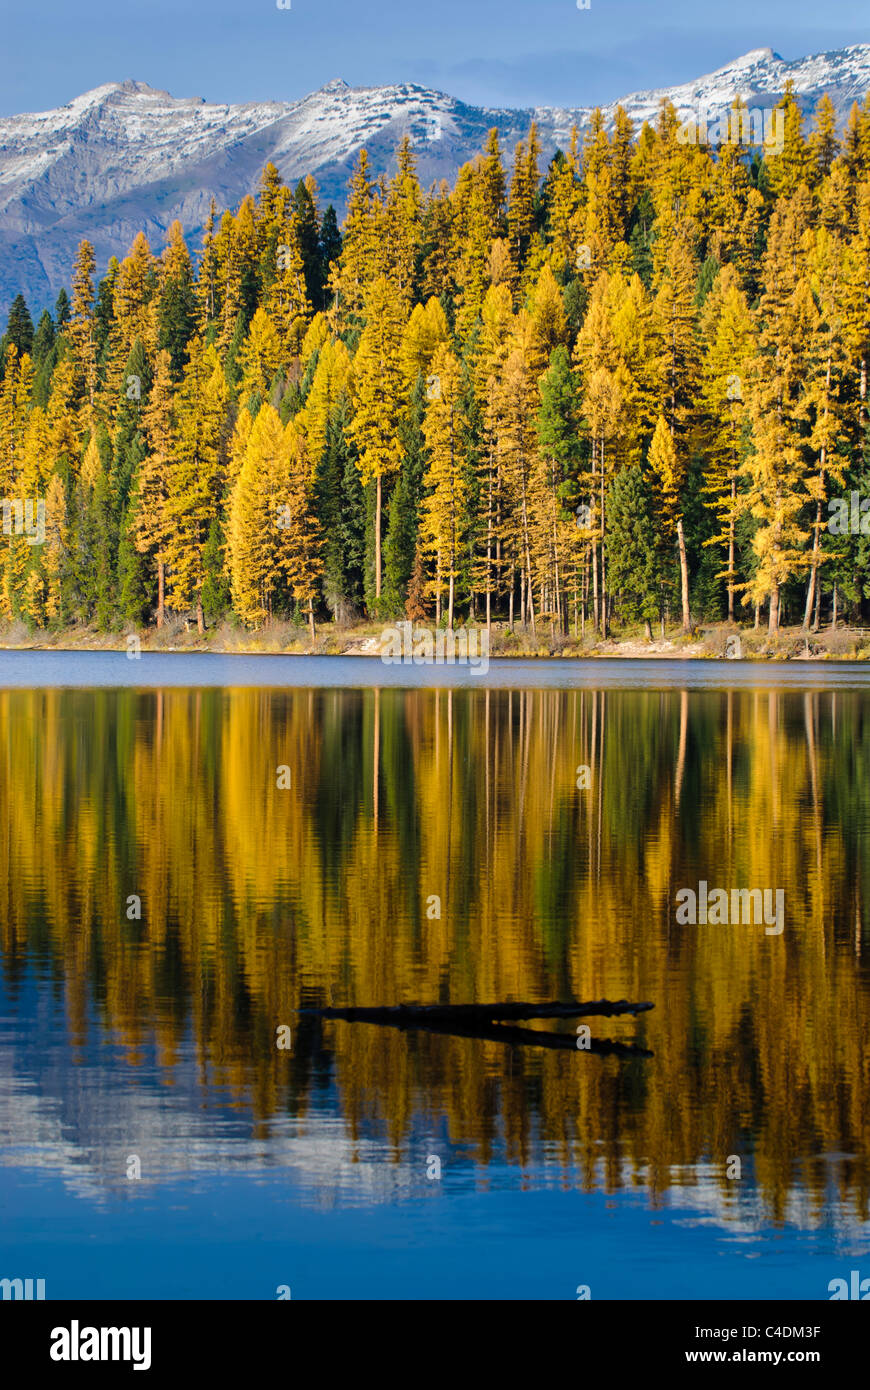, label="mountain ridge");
[1,42,869,318]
